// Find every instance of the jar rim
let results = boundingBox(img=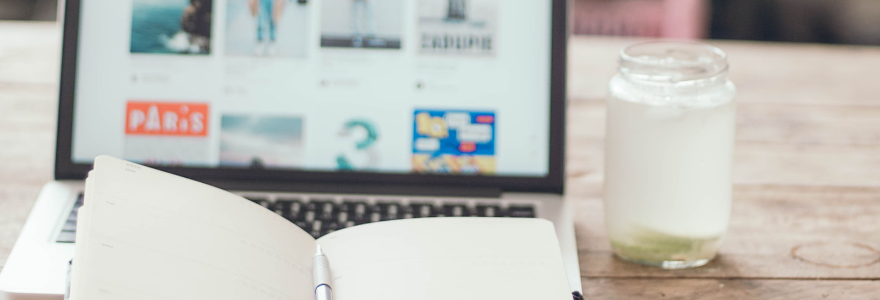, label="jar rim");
[619,41,729,84]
